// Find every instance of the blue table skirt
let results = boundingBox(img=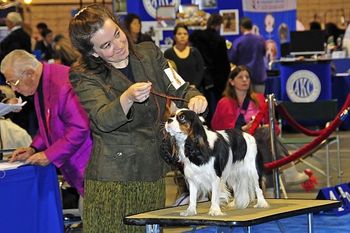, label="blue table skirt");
[0,164,64,233]
[265,74,350,130]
